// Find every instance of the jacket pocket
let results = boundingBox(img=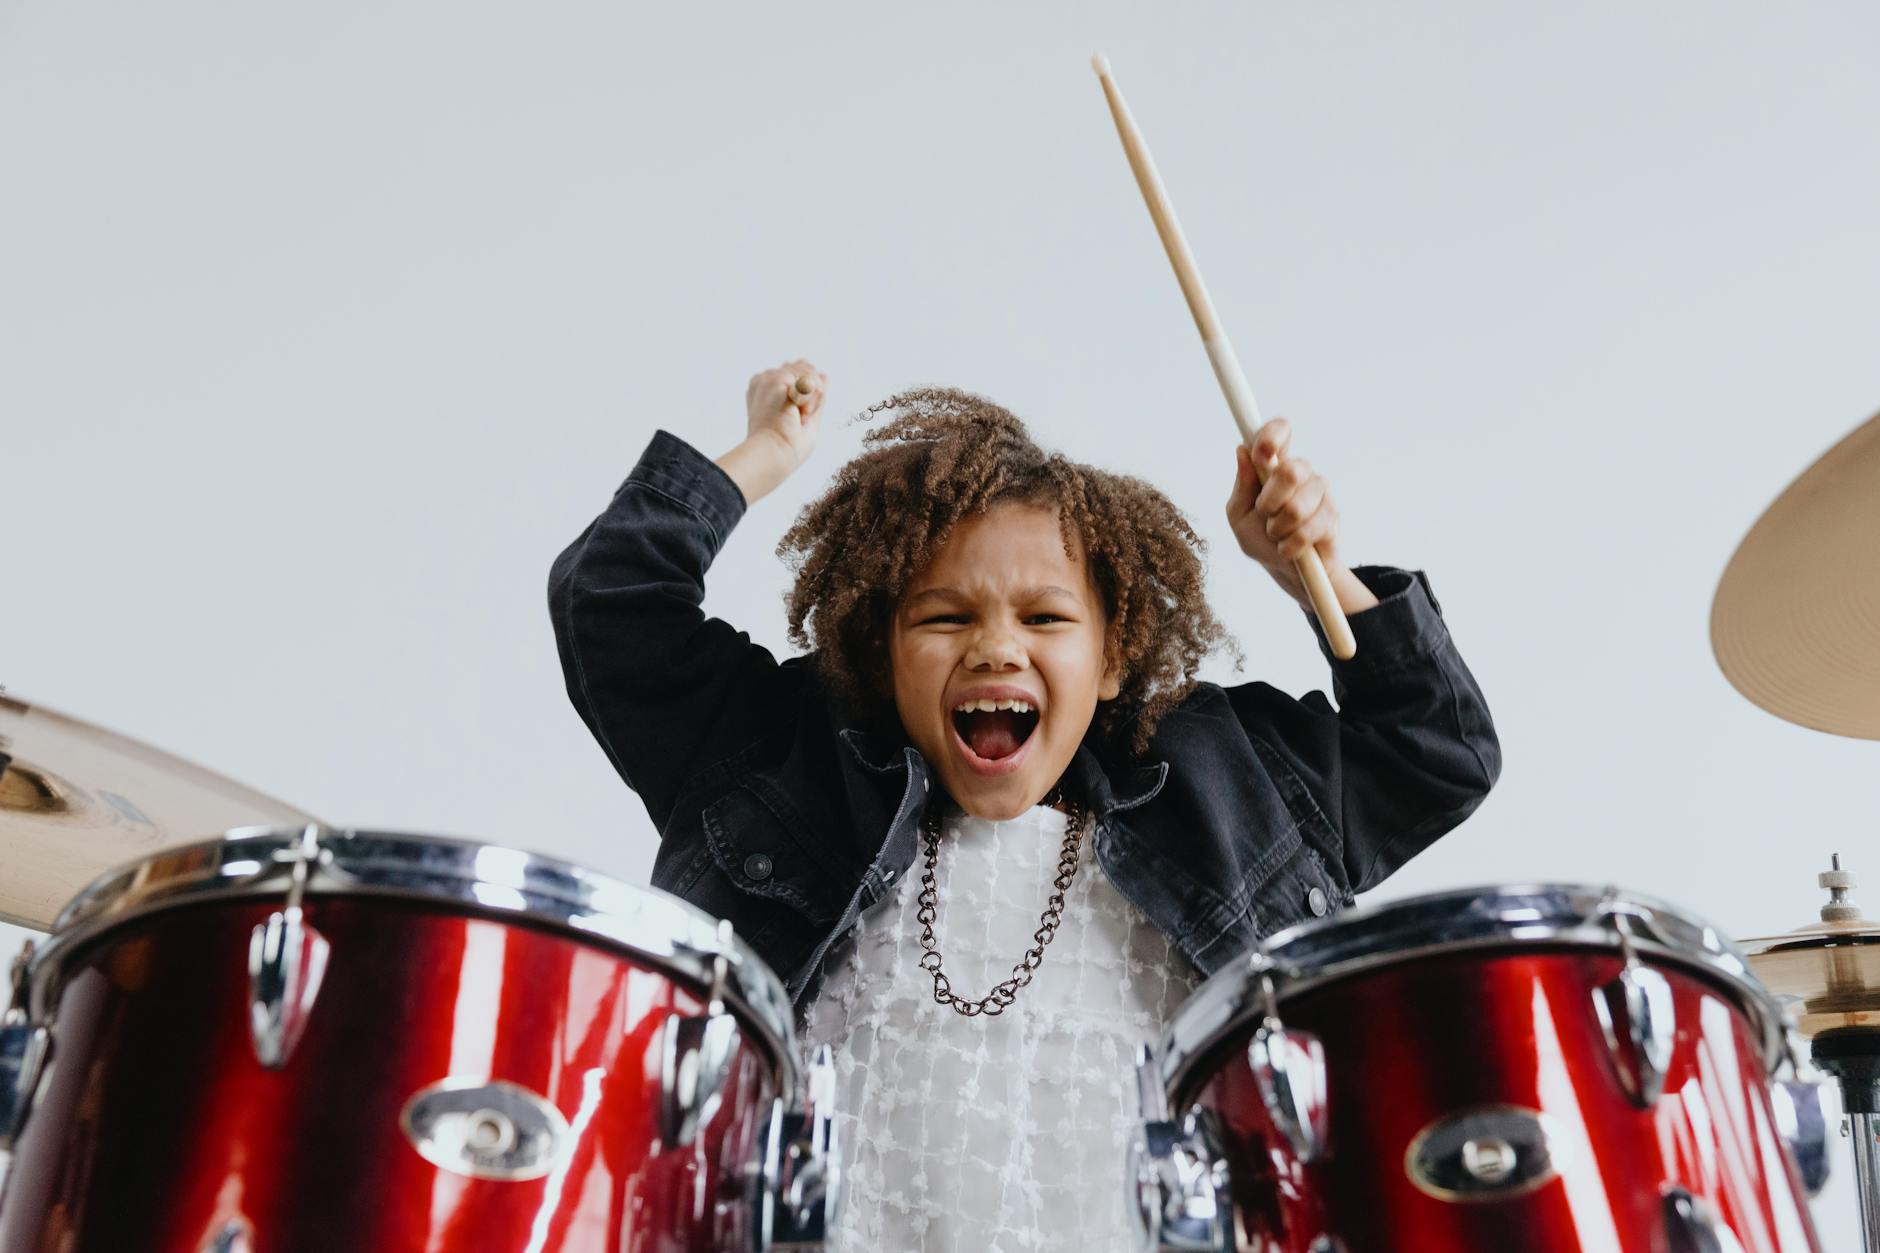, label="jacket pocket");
[1246,735,1351,897]
[1247,841,1347,942]
[701,784,848,926]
